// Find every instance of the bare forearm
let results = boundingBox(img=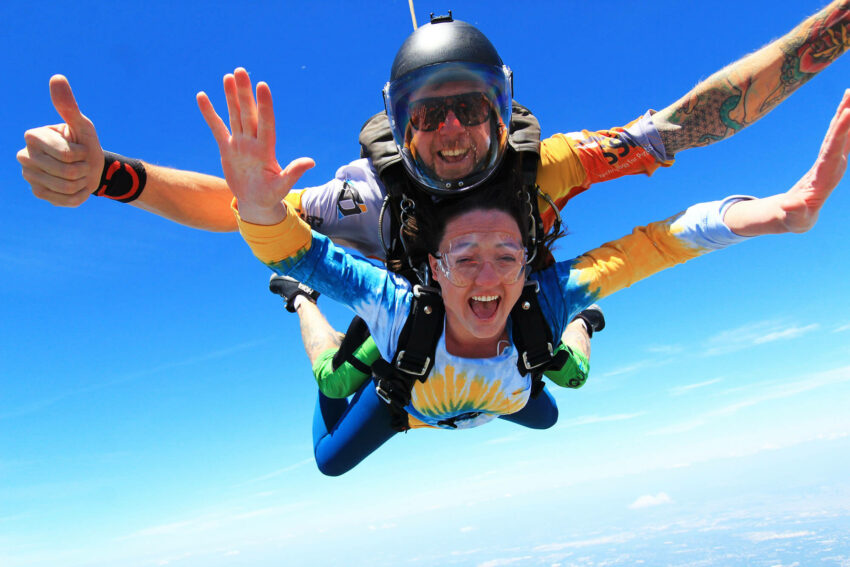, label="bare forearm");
[723,194,790,236]
[560,318,591,359]
[656,0,850,155]
[131,163,238,232]
[295,300,344,365]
